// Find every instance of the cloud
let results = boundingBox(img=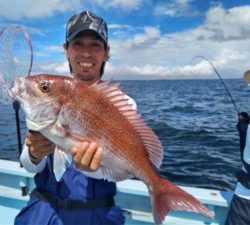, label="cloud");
[33,43,64,59]
[0,0,149,22]
[0,0,83,20]
[93,0,144,11]
[123,27,161,49]
[203,5,250,41]
[26,26,47,36]
[36,60,210,80]
[105,60,217,80]
[38,61,70,74]
[108,23,134,37]
[106,4,250,79]
[154,0,200,17]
